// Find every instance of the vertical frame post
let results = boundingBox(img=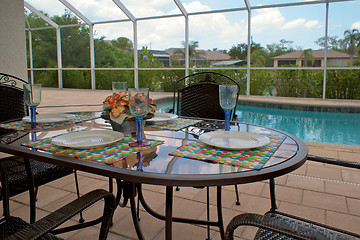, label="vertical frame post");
[56,28,63,88]
[323,1,329,99]
[89,24,96,90]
